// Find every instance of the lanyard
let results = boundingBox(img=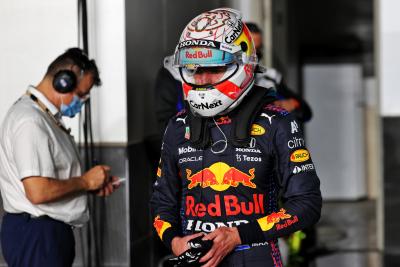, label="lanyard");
[26,91,71,135]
